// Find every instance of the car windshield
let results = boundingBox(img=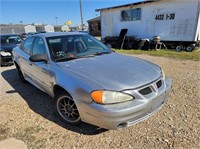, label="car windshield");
[46,34,112,62]
[0,35,22,45]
